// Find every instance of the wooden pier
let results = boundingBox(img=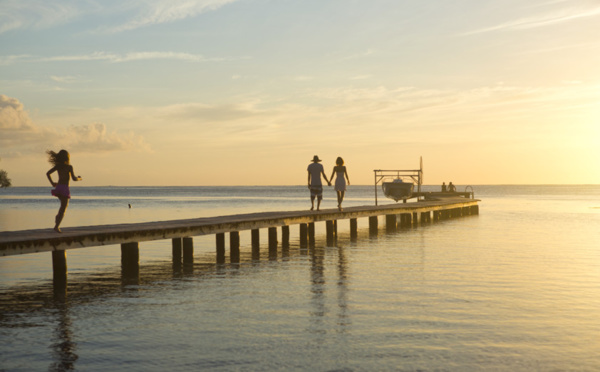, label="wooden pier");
[1,197,479,284]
